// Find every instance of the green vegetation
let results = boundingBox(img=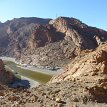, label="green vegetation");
[4,61,52,84]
